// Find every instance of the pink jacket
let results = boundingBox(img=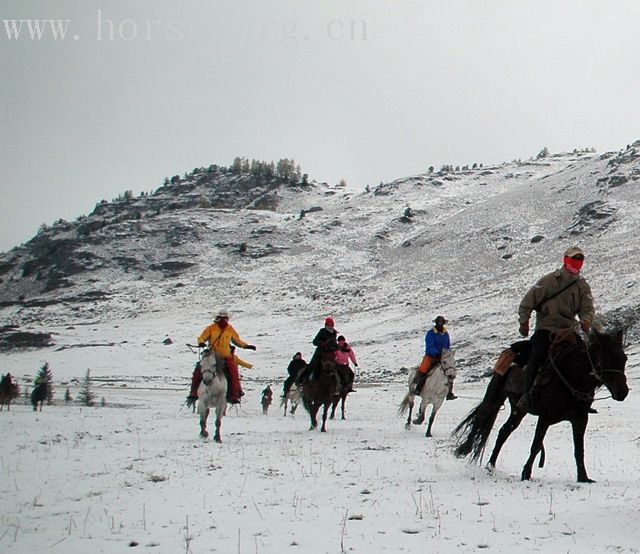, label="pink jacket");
[335,343,358,367]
